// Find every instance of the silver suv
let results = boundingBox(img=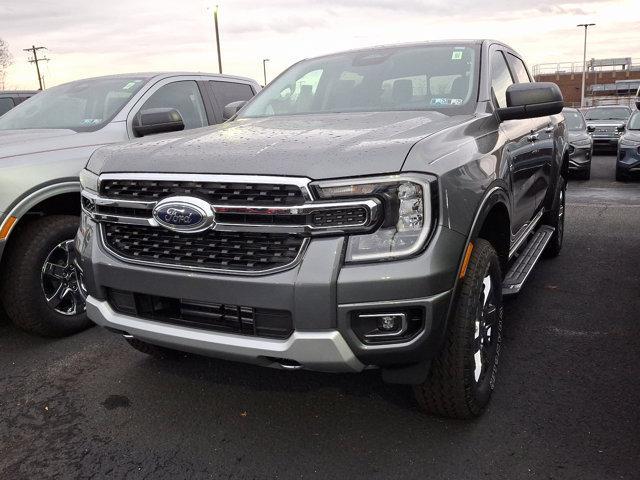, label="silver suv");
[0,72,259,336]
